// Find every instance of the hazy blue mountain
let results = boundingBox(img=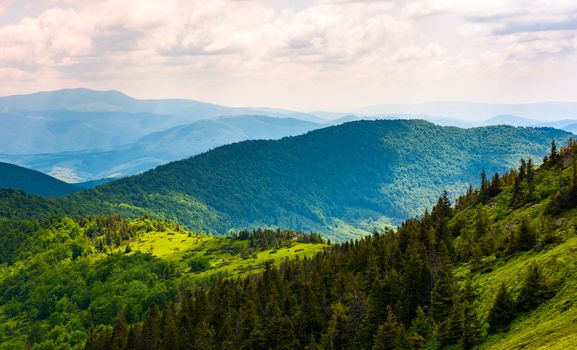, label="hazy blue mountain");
[0,115,321,181]
[0,109,180,155]
[481,115,539,127]
[0,161,79,196]
[0,88,319,122]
